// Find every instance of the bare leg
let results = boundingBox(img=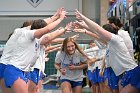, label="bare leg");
[72,86,82,93]
[91,83,96,93]
[99,82,104,93]
[0,78,12,93]
[61,81,71,93]
[103,79,113,93]
[95,83,99,93]
[11,77,28,93]
[28,80,43,93]
[120,84,138,93]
